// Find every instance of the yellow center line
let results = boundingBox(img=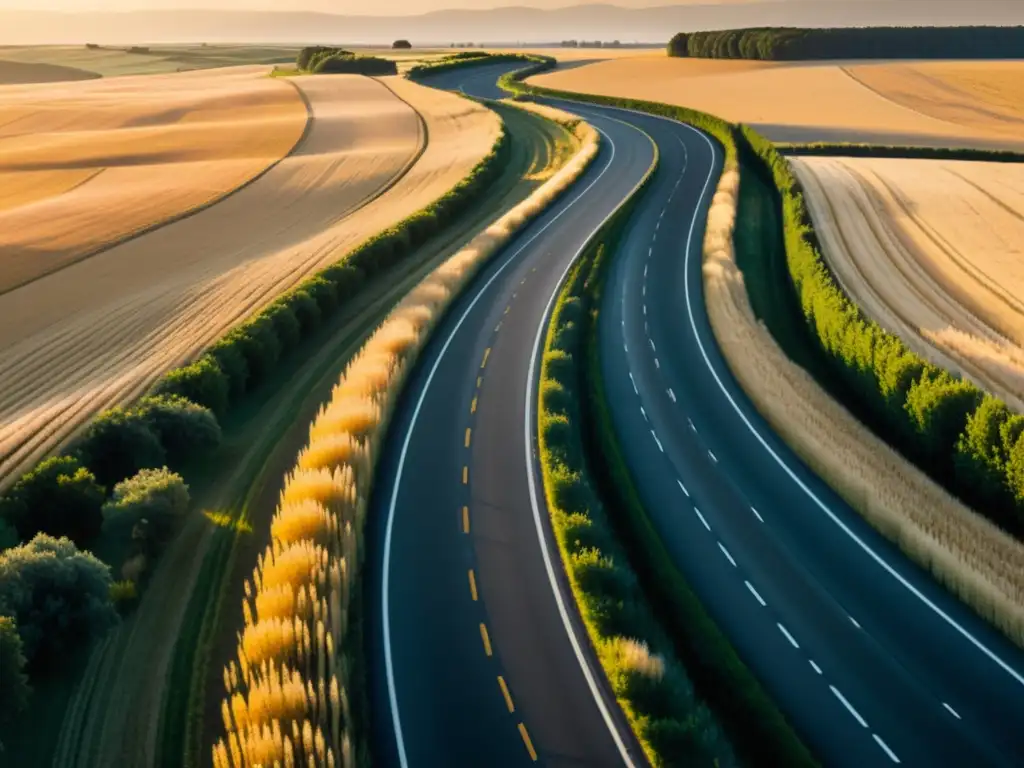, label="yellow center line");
[462,466,468,485]
[468,569,478,601]
[480,348,491,368]
[518,723,538,761]
[465,428,472,448]
[471,396,478,414]
[462,506,470,534]
[479,623,492,656]
[497,676,515,713]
